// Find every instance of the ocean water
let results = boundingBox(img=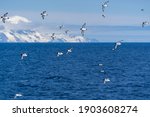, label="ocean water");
[0,43,150,100]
